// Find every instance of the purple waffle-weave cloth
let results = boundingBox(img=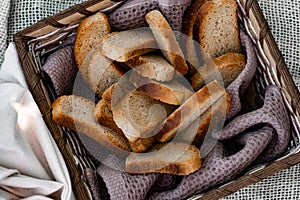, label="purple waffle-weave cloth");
[85,85,290,200]
[108,0,192,32]
[213,85,291,163]
[225,30,257,119]
[42,44,77,97]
